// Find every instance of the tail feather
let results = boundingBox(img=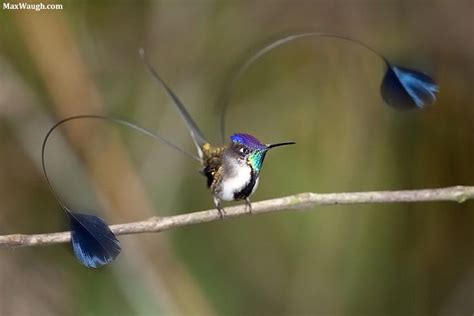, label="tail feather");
[42,114,200,268]
[139,49,208,158]
[217,32,438,141]
[68,211,121,268]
